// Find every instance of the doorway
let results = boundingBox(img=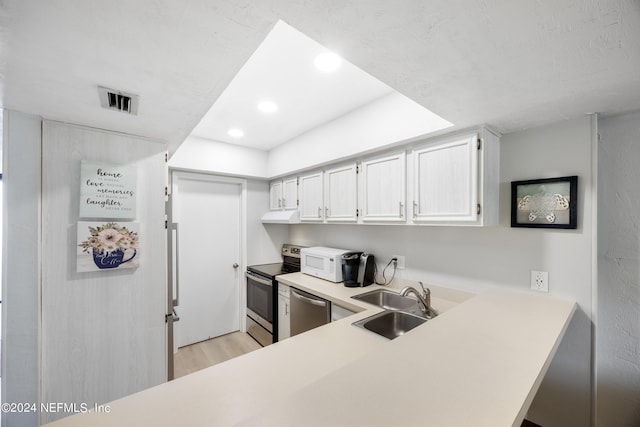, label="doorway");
[169,172,246,351]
